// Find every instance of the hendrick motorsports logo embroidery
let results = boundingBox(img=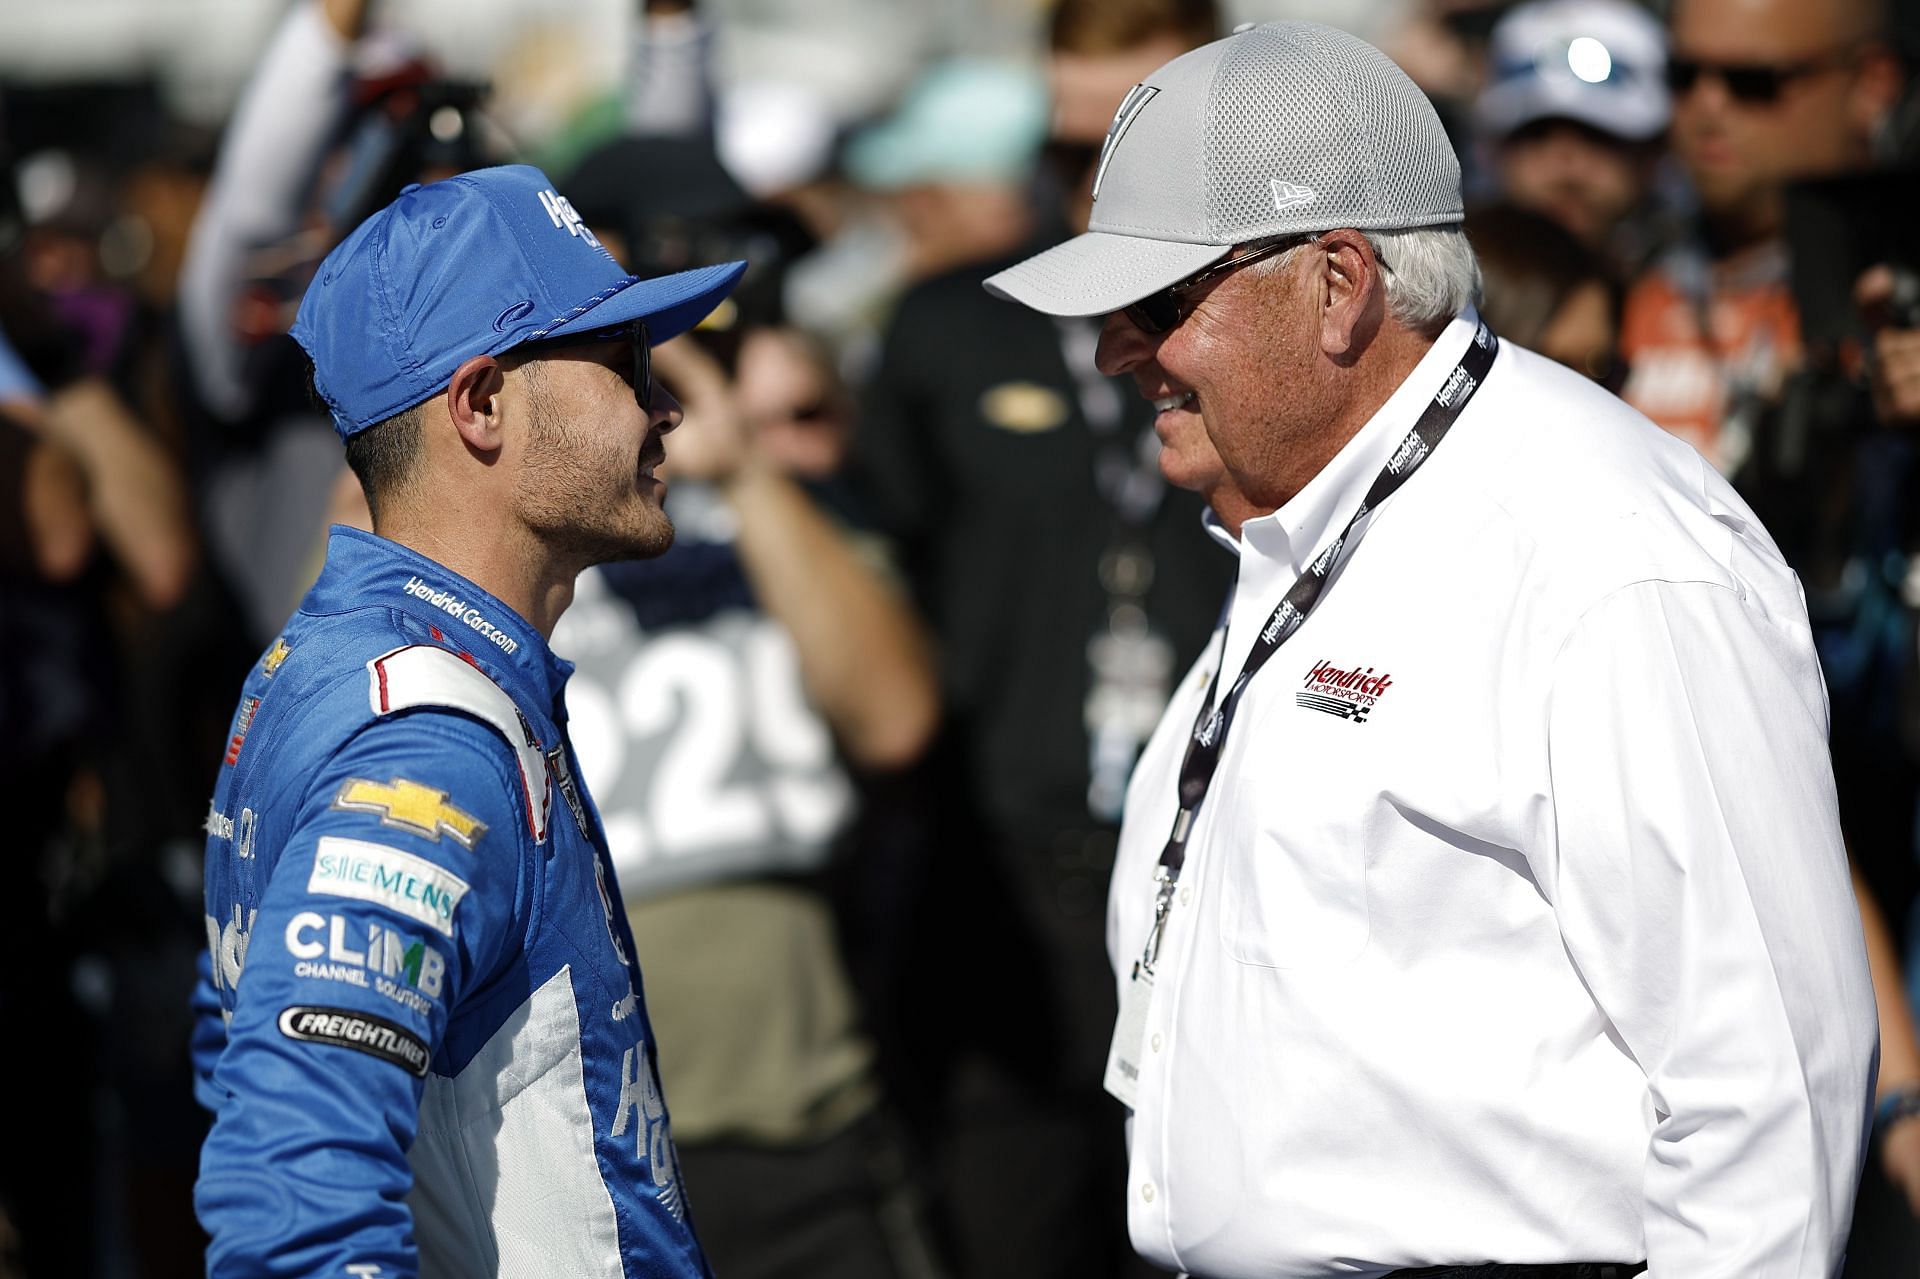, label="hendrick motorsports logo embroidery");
[1297,659,1394,723]
[538,188,602,250]
[278,1005,430,1077]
